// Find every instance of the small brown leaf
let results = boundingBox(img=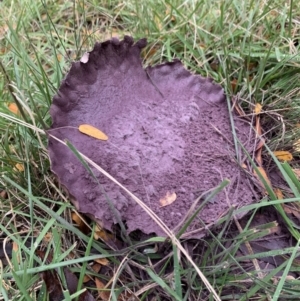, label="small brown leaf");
[94,258,109,266]
[95,278,110,301]
[43,232,53,243]
[94,224,113,242]
[254,103,262,115]
[273,151,293,162]
[79,124,108,141]
[71,212,90,234]
[83,263,102,283]
[8,103,19,115]
[15,163,24,172]
[94,224,121,249]
[159,191,177,207]
[274,188,283,200]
